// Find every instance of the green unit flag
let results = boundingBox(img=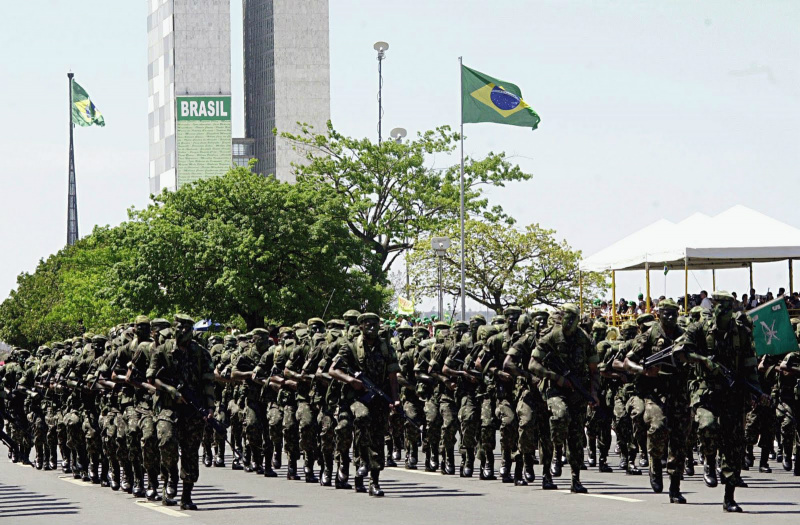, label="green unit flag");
[747,298,799,356]
[461,65,540,129]
[71,80,105,127]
